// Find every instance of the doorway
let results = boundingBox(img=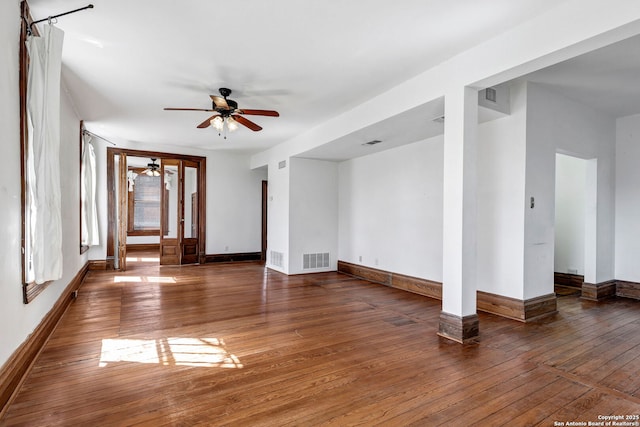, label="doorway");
[107,147,206,270]
[554,153,596,294]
